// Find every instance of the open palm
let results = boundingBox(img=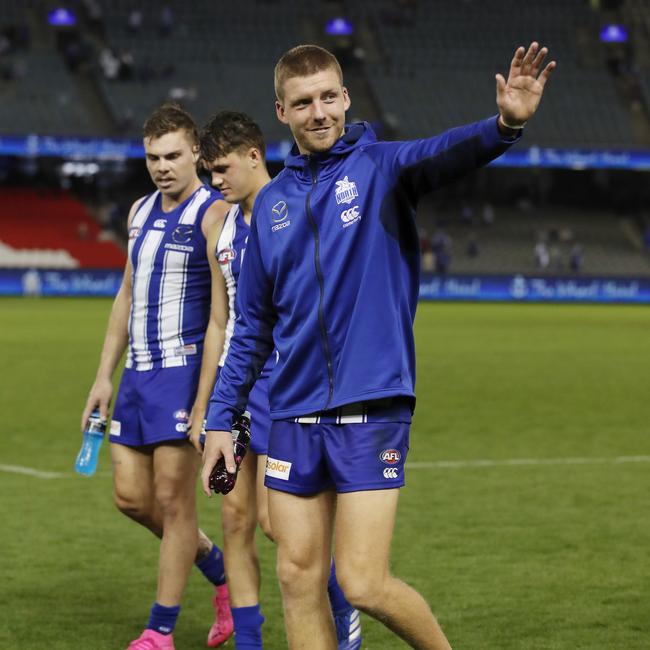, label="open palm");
[496,42,556,127]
